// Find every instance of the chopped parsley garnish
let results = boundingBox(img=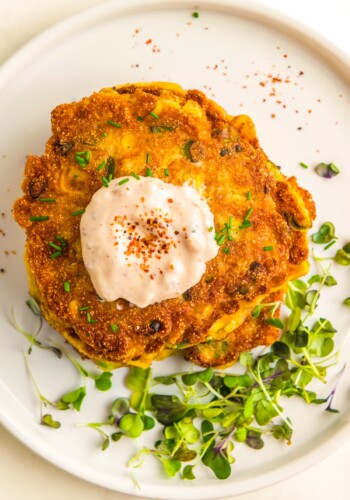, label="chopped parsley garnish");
[30,216,49,222]
[150,111,159,119]
[137,116,144,122]
[110,323,119,332]
[244,207,253,221]
[106,120,122,128]
[239,220,252,230]
[146,168,152,177]
[75,151,90,167]
[71,209,85,216]
[324,239,337,250]
[215,216,234,245]
[222,247,230,254]
[49,251,61,259]
[106,156,115,178]
[101,176,110,188]
[263,246,274,251]
[238,207,254,229]
[48,242,61,251]
[63,281,70,293]
[119,178,130,185]
[131,172,140,180]
[49,235,67,257]
[192,11,199,18]
[96,160,106,172]
[164,168,169,176]
[87,312,97,324]
[150,125,174,133]
[39,198,56,203]
[56,235,67,247]
[78,306,90,311]
[299,162,309,169]
[217,234,226,246]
